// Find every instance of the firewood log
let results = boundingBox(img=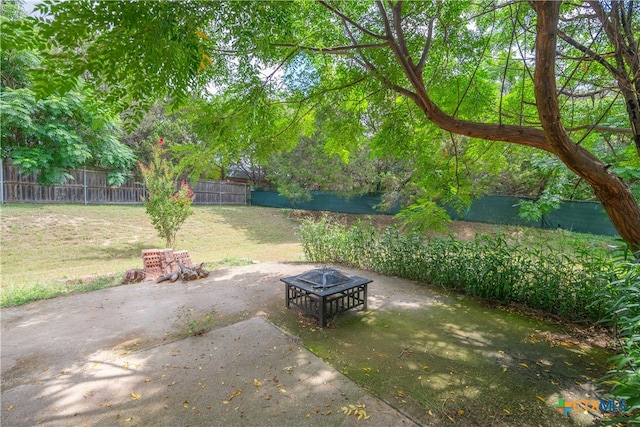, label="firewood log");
[157,273,172,283]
